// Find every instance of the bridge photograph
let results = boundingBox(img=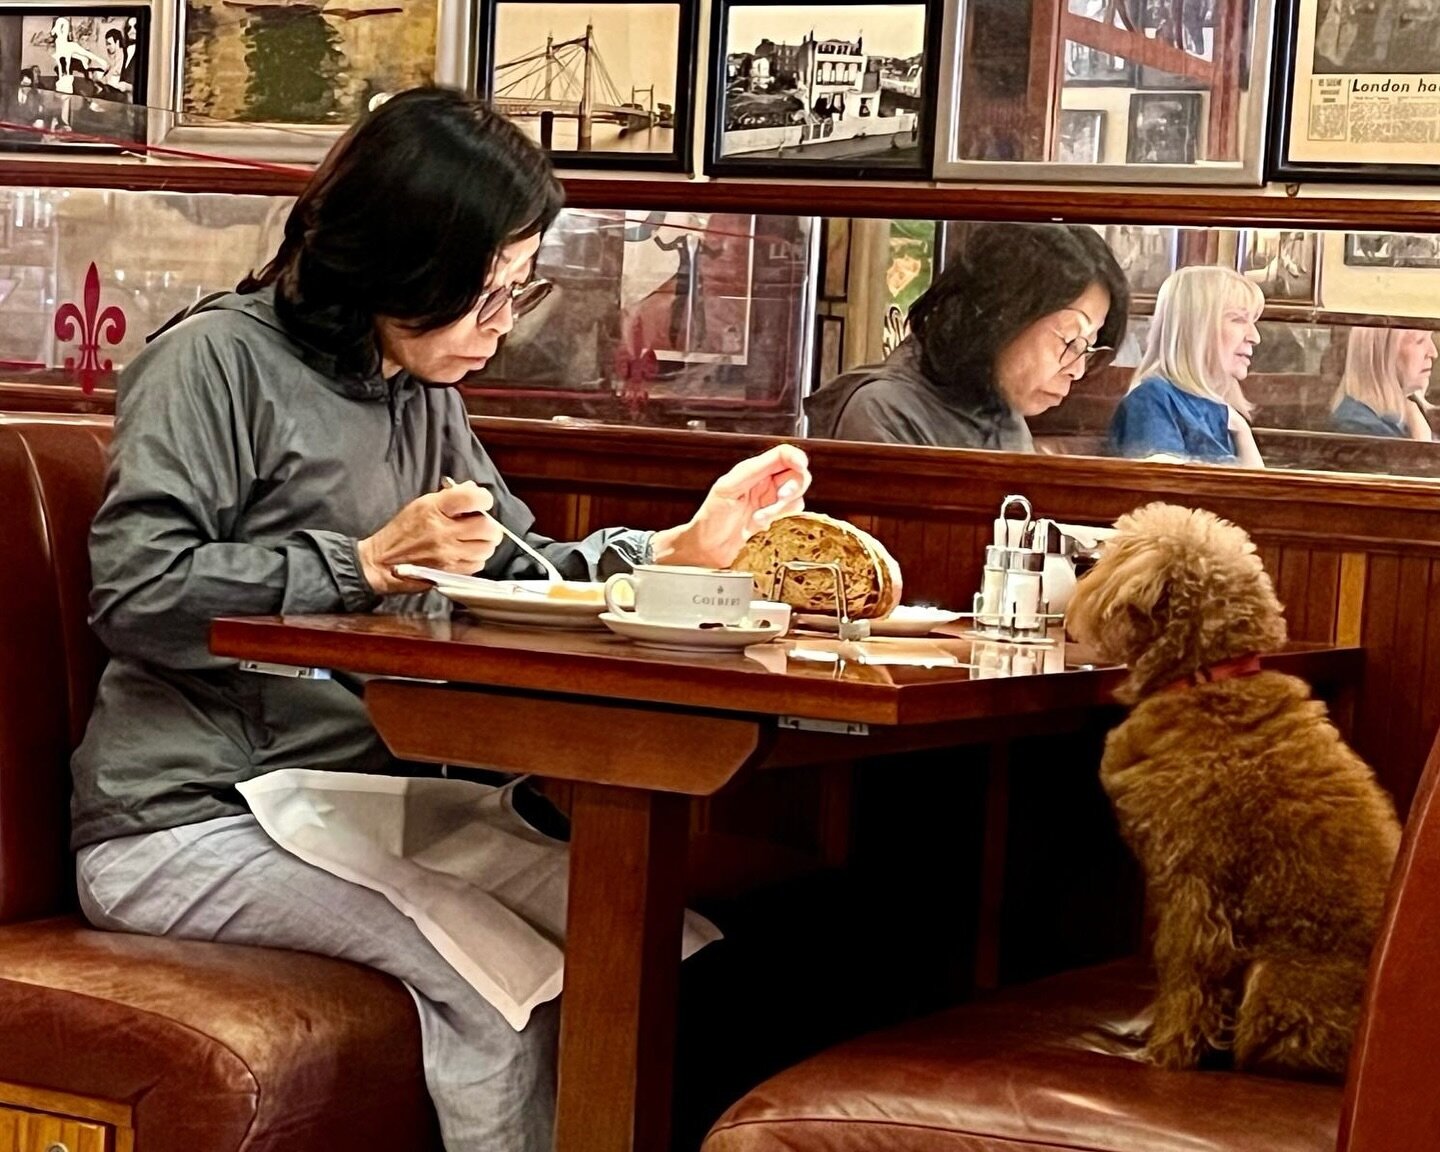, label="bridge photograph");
[489,1,688,165]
